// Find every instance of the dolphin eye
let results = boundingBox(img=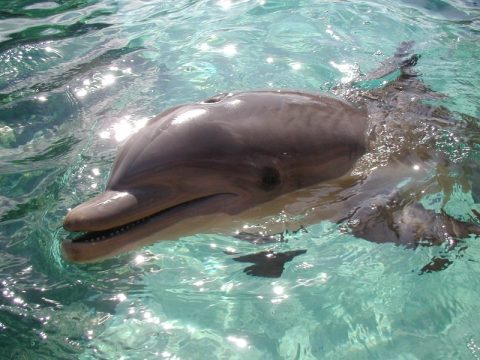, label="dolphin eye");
[202,93,228,104]
[261,166,281,191]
